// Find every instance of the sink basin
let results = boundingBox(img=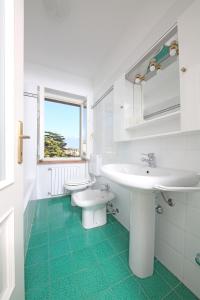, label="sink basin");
[101,163,200,279]
[101,163,200,190]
